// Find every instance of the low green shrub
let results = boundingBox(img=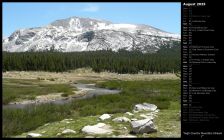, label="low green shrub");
[61,93,69,97]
